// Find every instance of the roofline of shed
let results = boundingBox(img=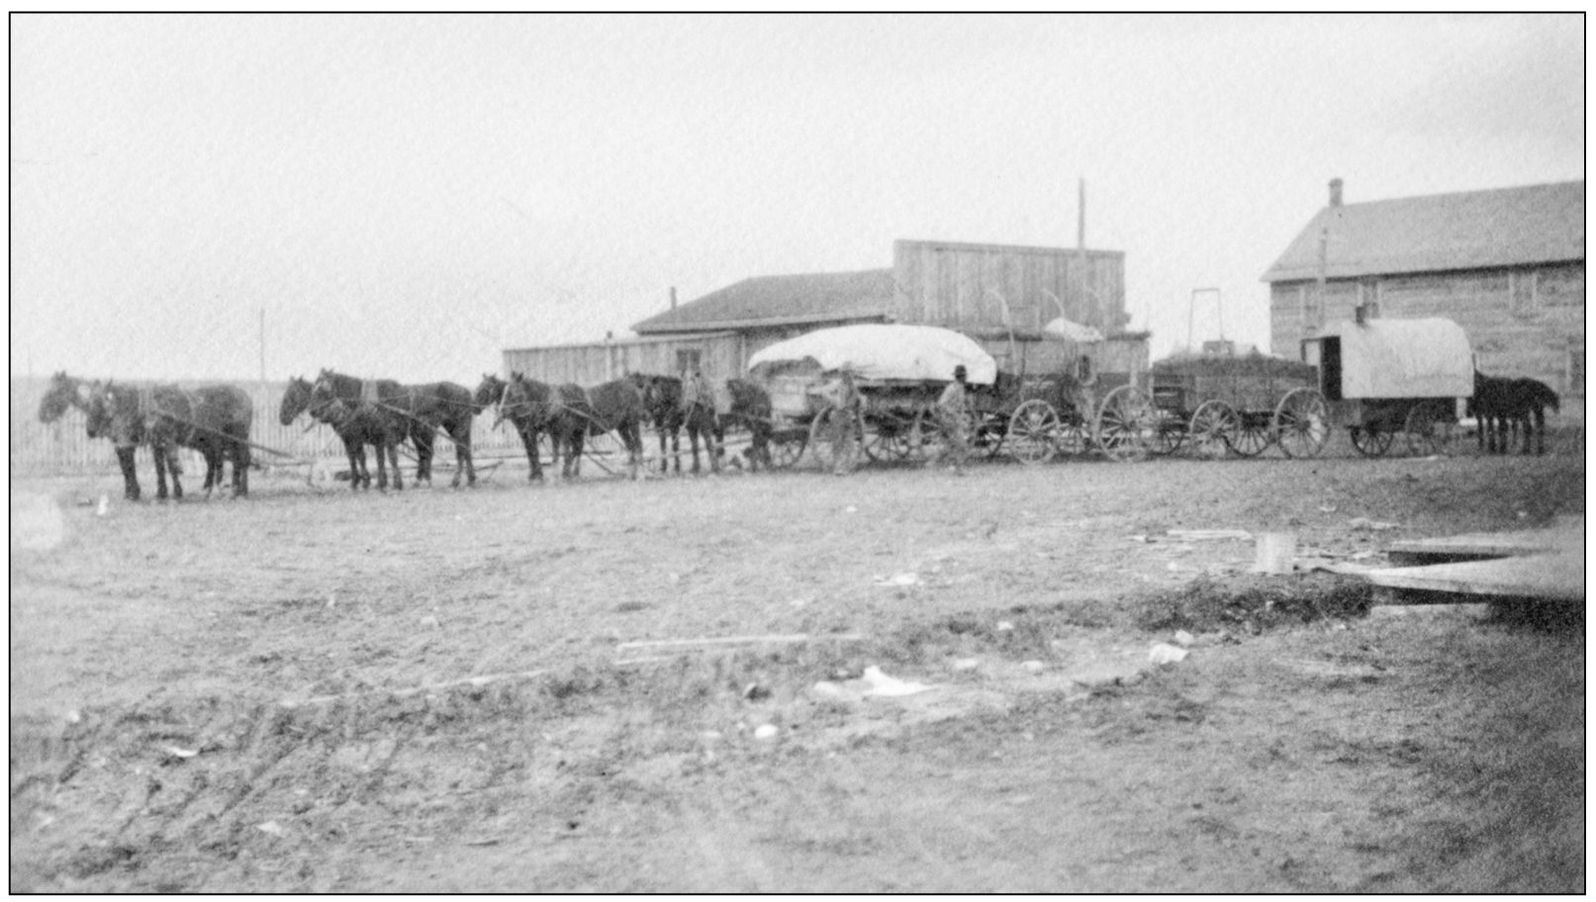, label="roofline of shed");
[504,330,741,354]
[895,238,1125,258]
[634,311,892,334]
[1260,257,1586,283]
